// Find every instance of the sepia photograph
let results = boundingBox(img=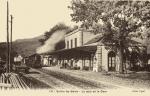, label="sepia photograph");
[0,0,150,96]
